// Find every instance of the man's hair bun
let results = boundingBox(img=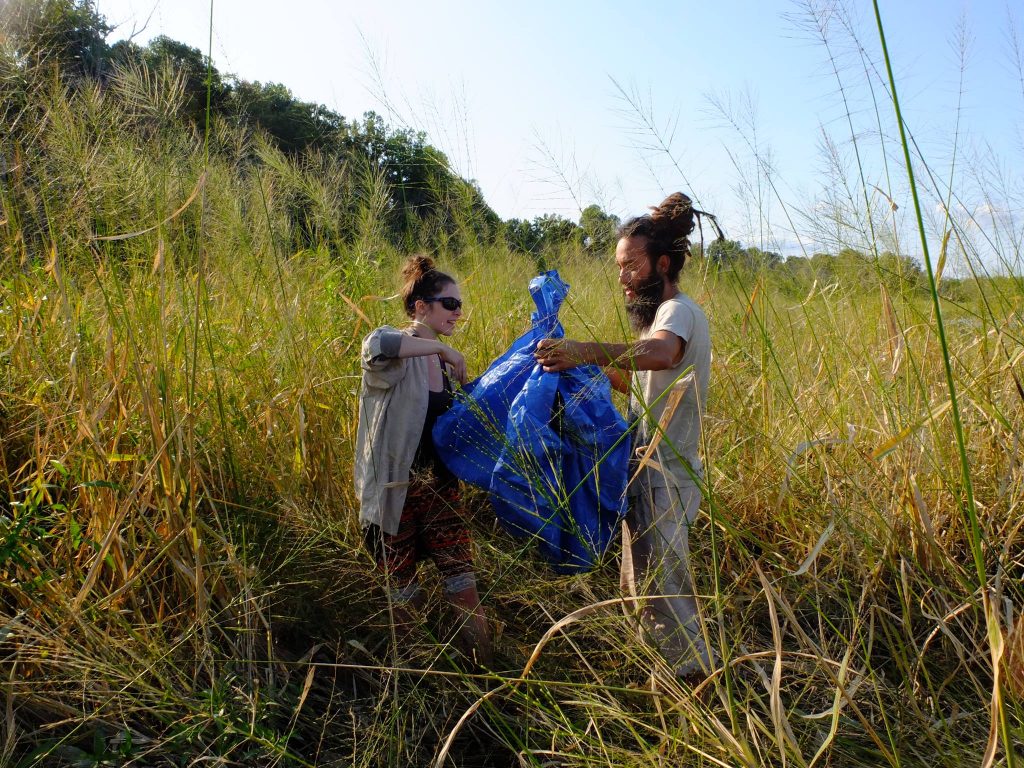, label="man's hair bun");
[618,192,722,282]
